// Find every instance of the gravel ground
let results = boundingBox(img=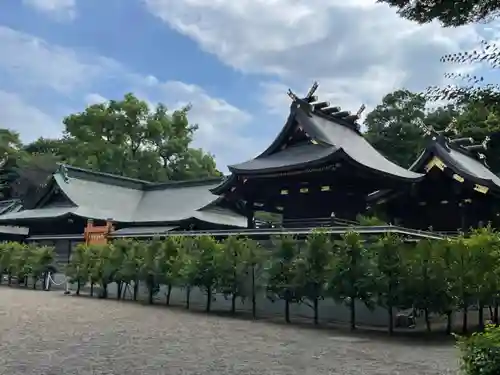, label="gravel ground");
[0,288,459,375]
